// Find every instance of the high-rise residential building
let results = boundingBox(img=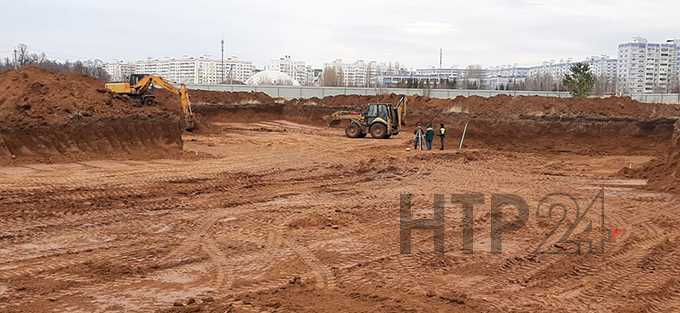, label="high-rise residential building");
[270,56,314,86]
[587,55,618,80]
[617,37,678,94]
[669,39,680,92]
[342,60,369,87]
[103,60,135,82]
[584,55,619,95]
[132,56,254,85]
